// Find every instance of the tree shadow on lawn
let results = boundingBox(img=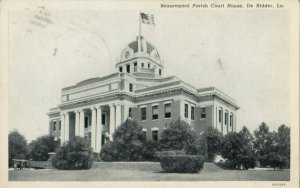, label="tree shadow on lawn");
[214,162,235,170]
[153,170,202,174]
[214,162,288,171]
